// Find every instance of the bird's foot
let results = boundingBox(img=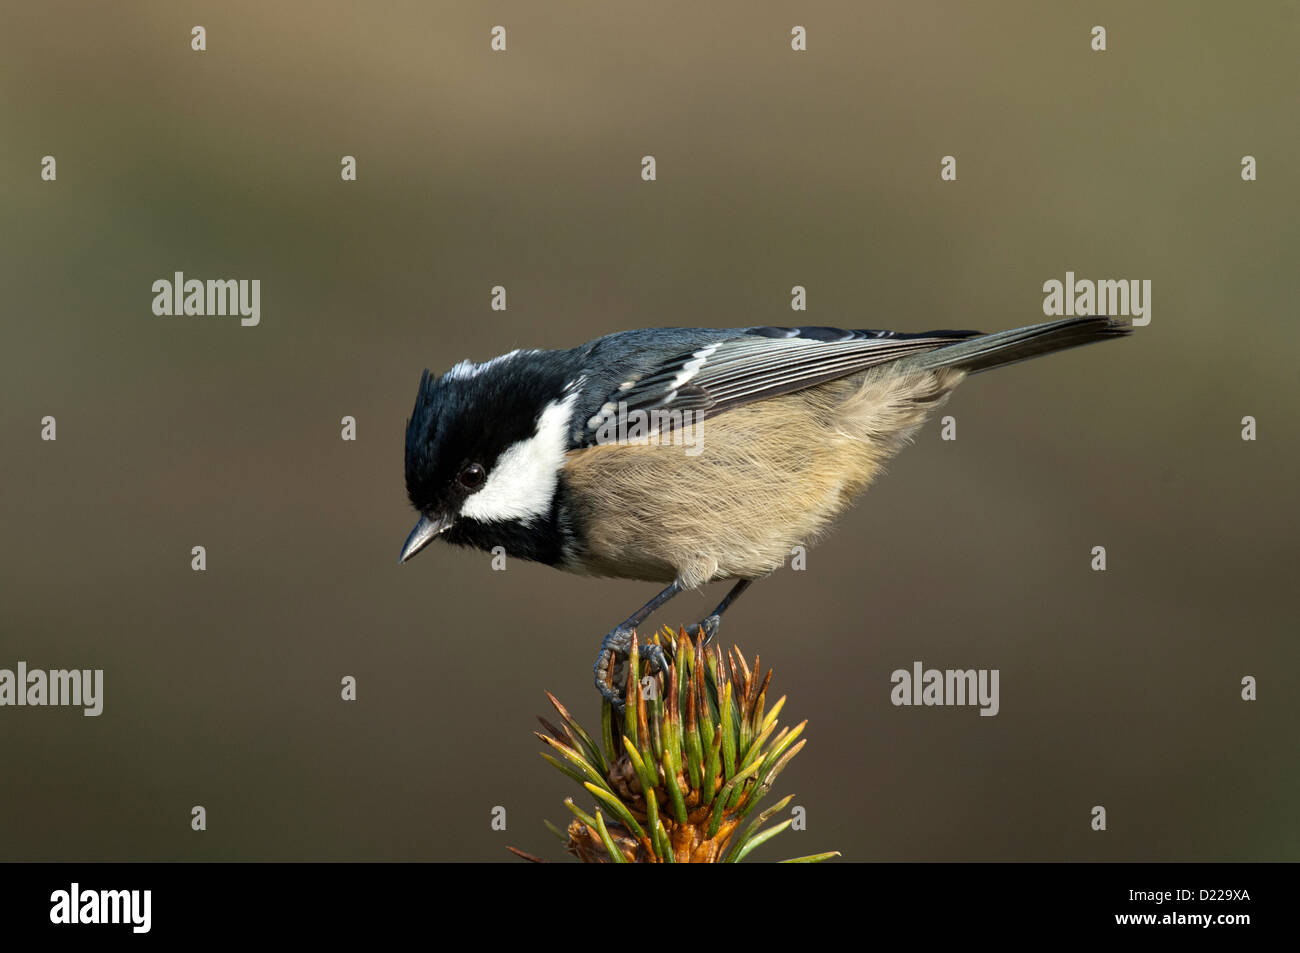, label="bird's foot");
[684,613,722,646]
[593,625,671,711]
